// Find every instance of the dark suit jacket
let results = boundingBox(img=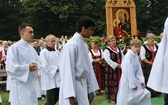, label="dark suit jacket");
[33,46,41,55]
